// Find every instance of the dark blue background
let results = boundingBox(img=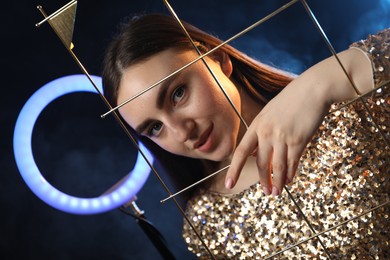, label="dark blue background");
[2,0,389,259]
